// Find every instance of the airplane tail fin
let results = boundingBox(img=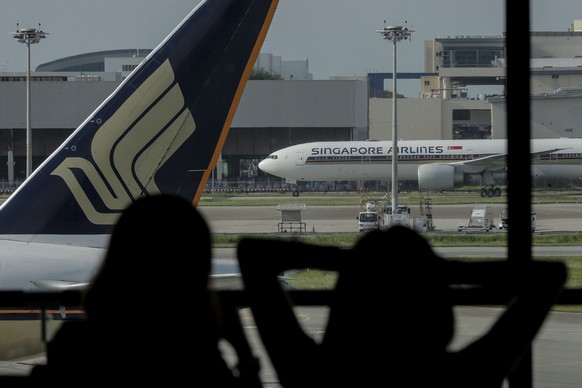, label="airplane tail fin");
[0,0,279,238]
